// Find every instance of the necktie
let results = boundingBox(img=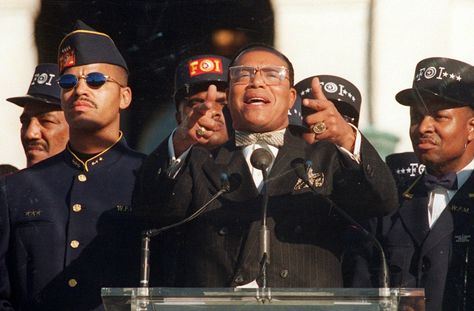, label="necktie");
[235,130,285,147]
[423,172,458,191]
